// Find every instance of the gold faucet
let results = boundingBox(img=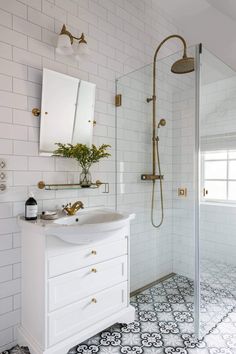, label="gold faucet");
[62,201,84,215]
